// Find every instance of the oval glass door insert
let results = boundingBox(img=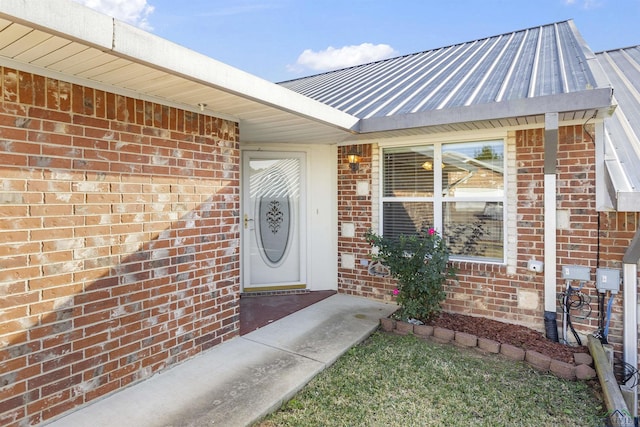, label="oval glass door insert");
[257,168,291,265]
